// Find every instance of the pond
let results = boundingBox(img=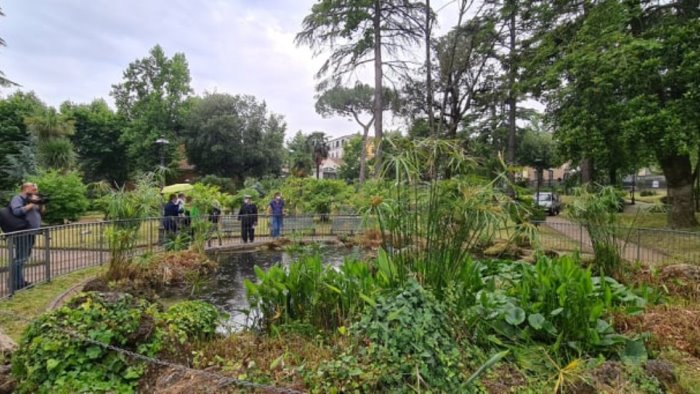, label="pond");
[195,245,364,331]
